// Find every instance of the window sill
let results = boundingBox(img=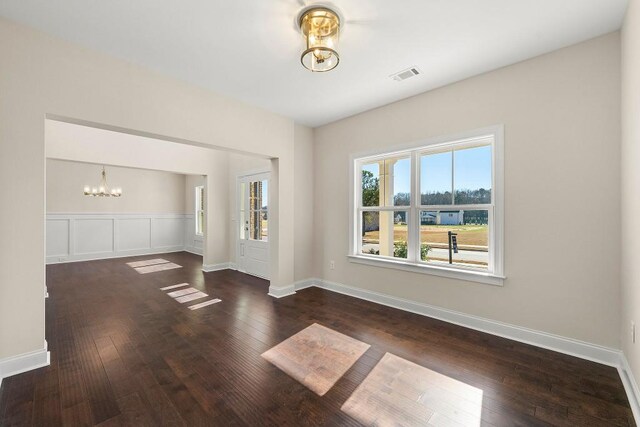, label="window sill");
[347,255,505,286]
